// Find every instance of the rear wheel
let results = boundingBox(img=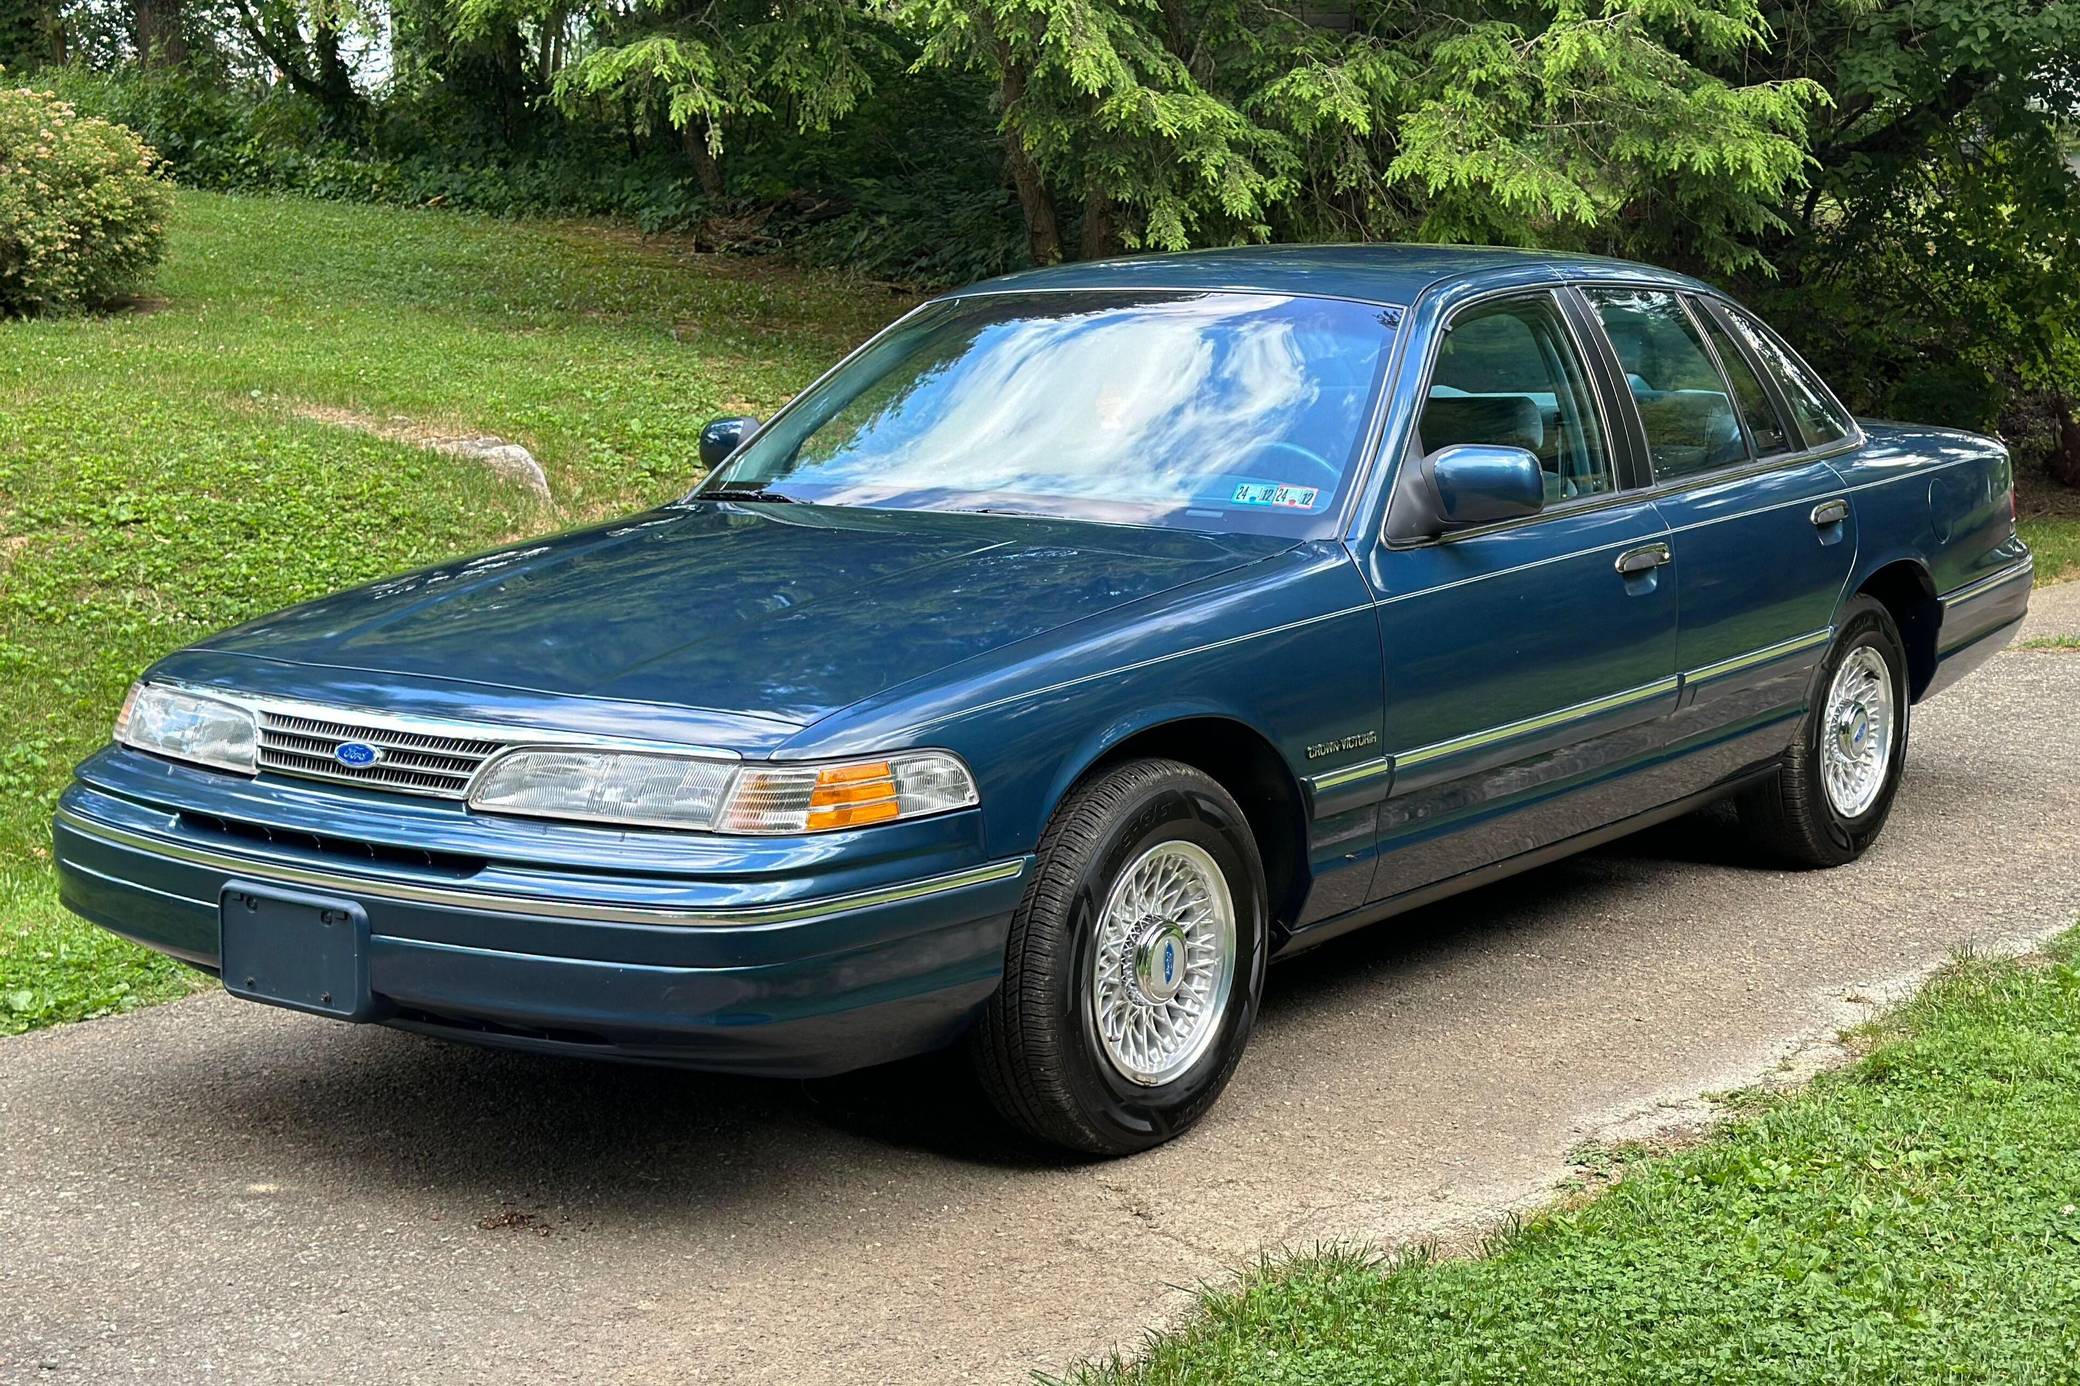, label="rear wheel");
[1737,596,1910,867]
[969,758,1268,1156]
